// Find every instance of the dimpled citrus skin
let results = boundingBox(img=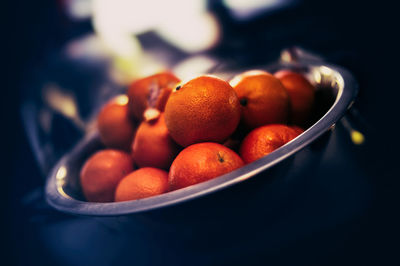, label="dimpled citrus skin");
[169,142,244,190]
[97,96,136,151]
[127,71,180,121]
[114,167,169,202]
[230,70,290,130]
[80,150,134,202]
[239,124,301,164]
[274,70,315,126]
[132,114,181,170]
[164,75,241,147]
